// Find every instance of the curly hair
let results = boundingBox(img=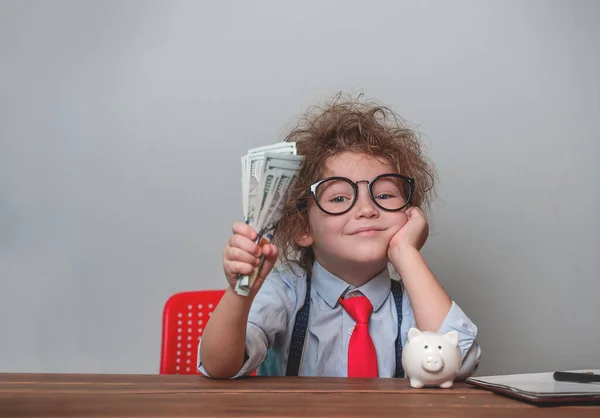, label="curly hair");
[273,93,436,277]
